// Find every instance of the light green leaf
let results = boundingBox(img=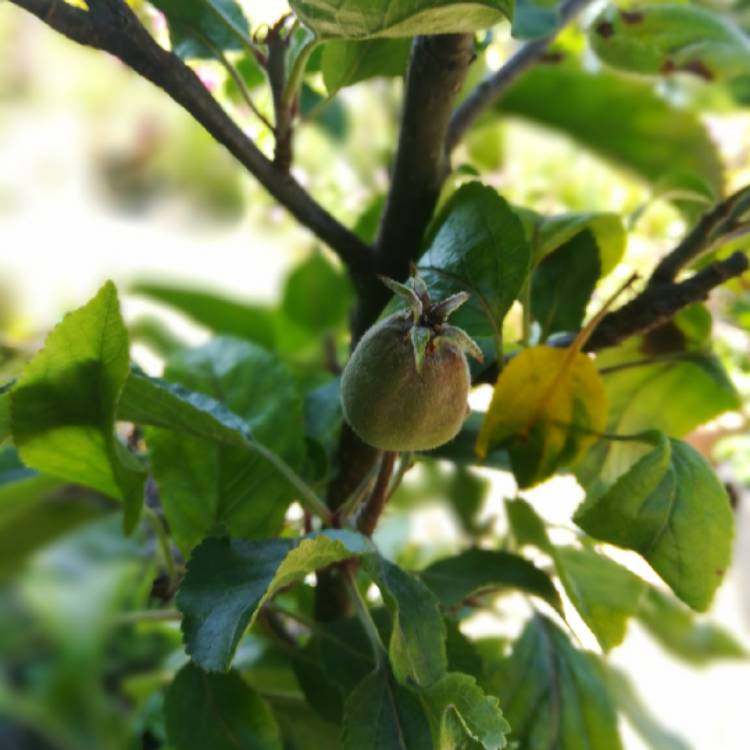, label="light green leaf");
[420,548,562,612]
[322,38,410,94]
[282,251,354,333]
[493,615,624,749]
[532,211,626,274]
[574,434,734,611]
[366,556,447,687]
[419,182,531,351]
[290,0,513,39]
[499,64,723,195]
[165,663,283,750]
[555,546,646,652]
[590,4,750,82]
[343,666,433,750]
[140,338,306,552]
[150,0,251,60]
[10,282,145,532]
[130,281,275,349]
[636,586,747,664]
[0,448,108,579]
[422,673,510,750]
[505,497,552,551]
[178,530,373,671]
[580,345,740,484]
